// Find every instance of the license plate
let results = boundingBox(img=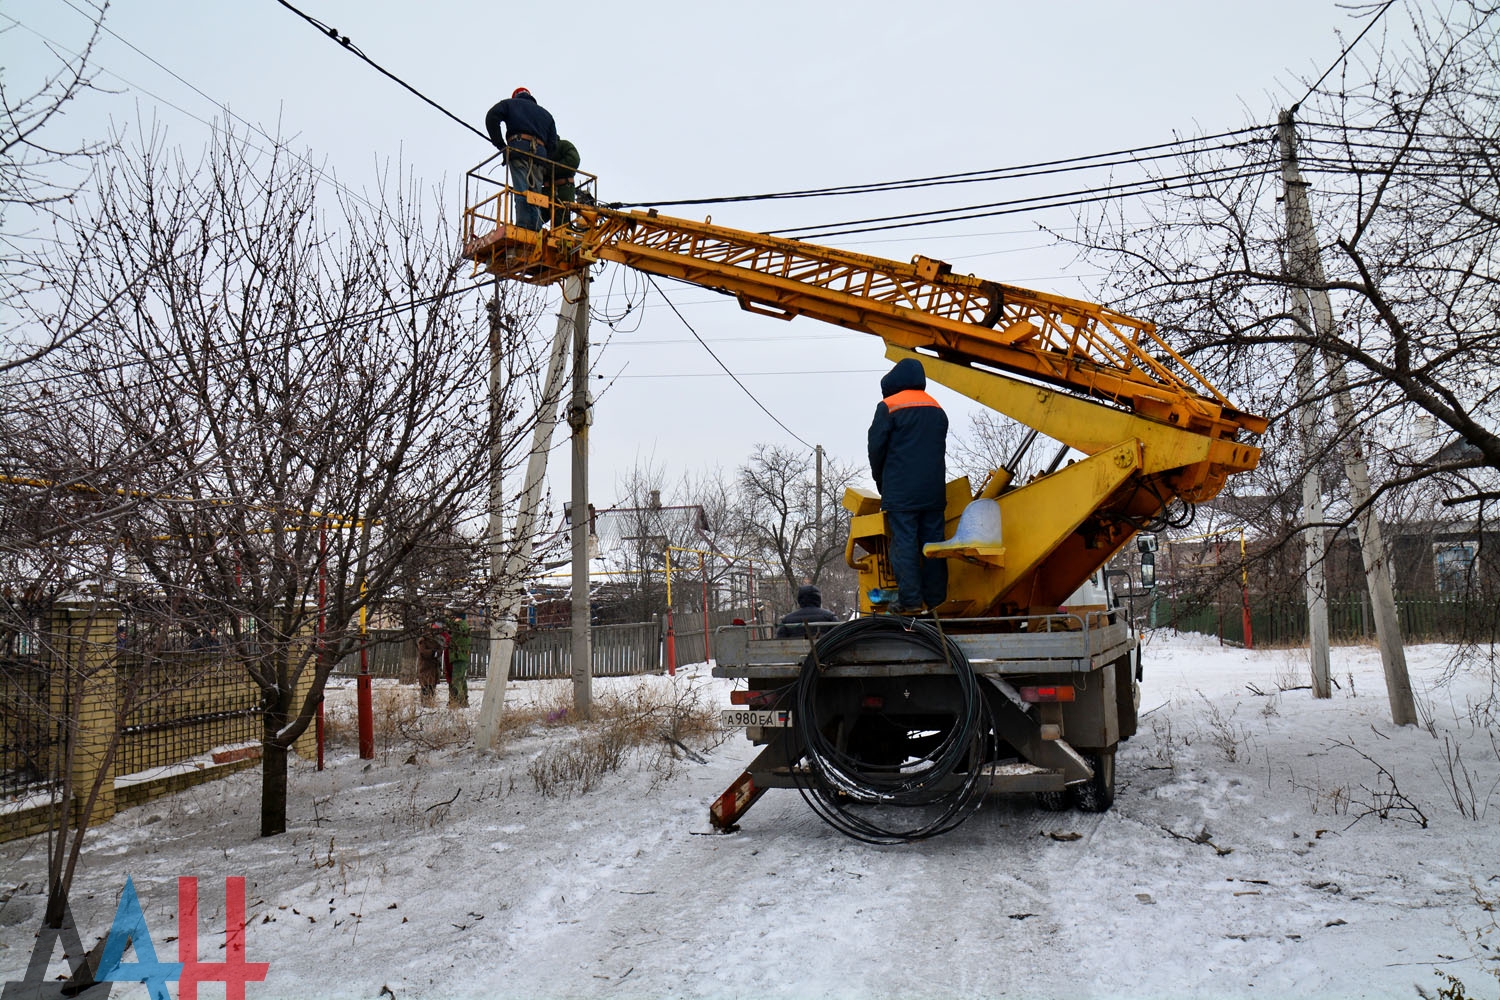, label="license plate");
[721,709,793,728]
